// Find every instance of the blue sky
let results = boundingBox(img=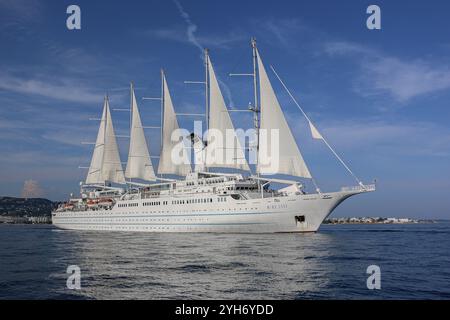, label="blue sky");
[1,0,450,218]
